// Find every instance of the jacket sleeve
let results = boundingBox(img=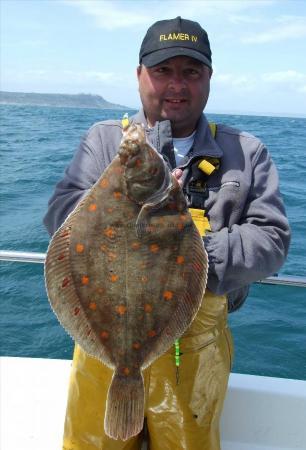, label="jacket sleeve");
[204,146,291,295]
[43,133,104,236]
